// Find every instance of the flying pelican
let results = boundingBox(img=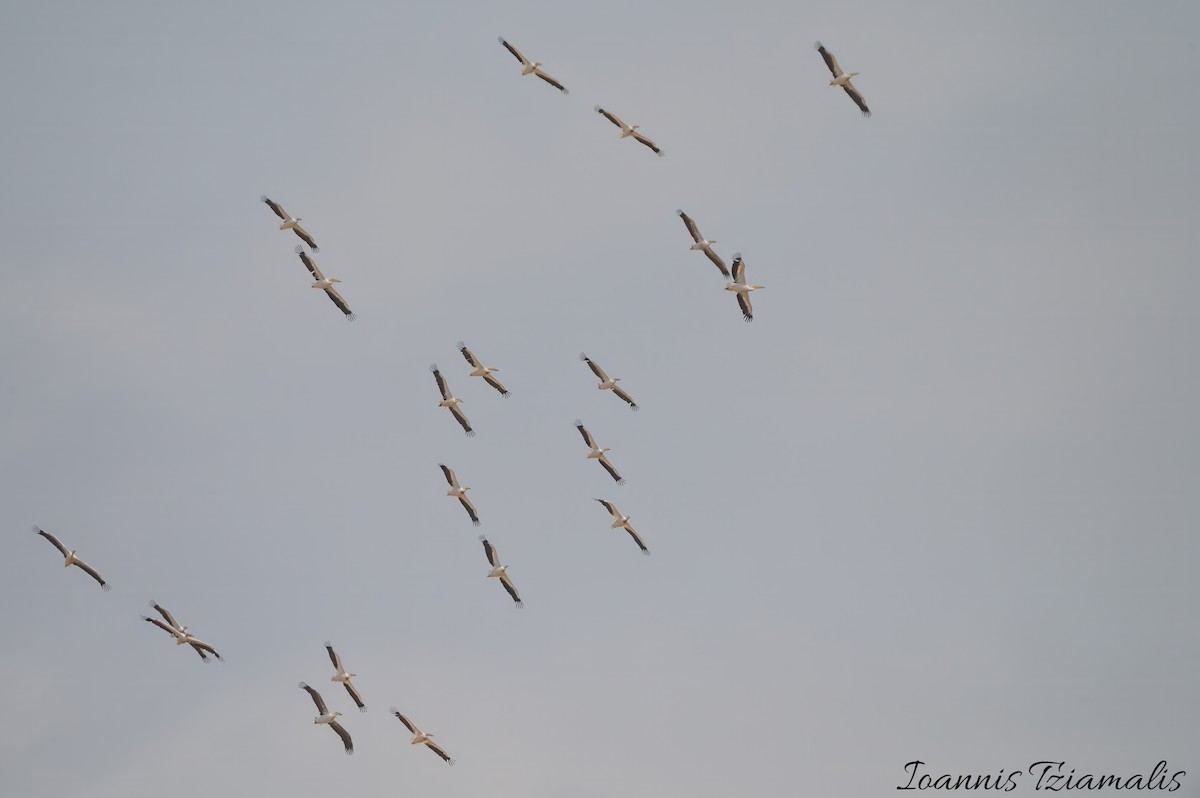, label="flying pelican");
[325,642,366,712]
[497,37,569,94]
[725,253,764,322]
[676,210,730,278]
[579,353,638,410]
[815,42,870,117]
[574,420,625,484]
[295,246,355,320]
[391,709,455,765]
[33,527,110,591]
[594,106,664,157]
[431,365,475,437]
[480,536,522,608]
[439,464,480,526]
[299,682,353,755]
[458,342,509,397]
[261,195,320,251]
[143,601,223,661]
[595,499,650,555]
